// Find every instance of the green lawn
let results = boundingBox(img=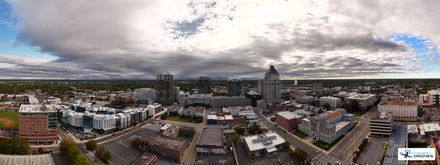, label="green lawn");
[0,111,19,129]
[164,115,203,123]
[313,135,345,150]
[292,130,309,139]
